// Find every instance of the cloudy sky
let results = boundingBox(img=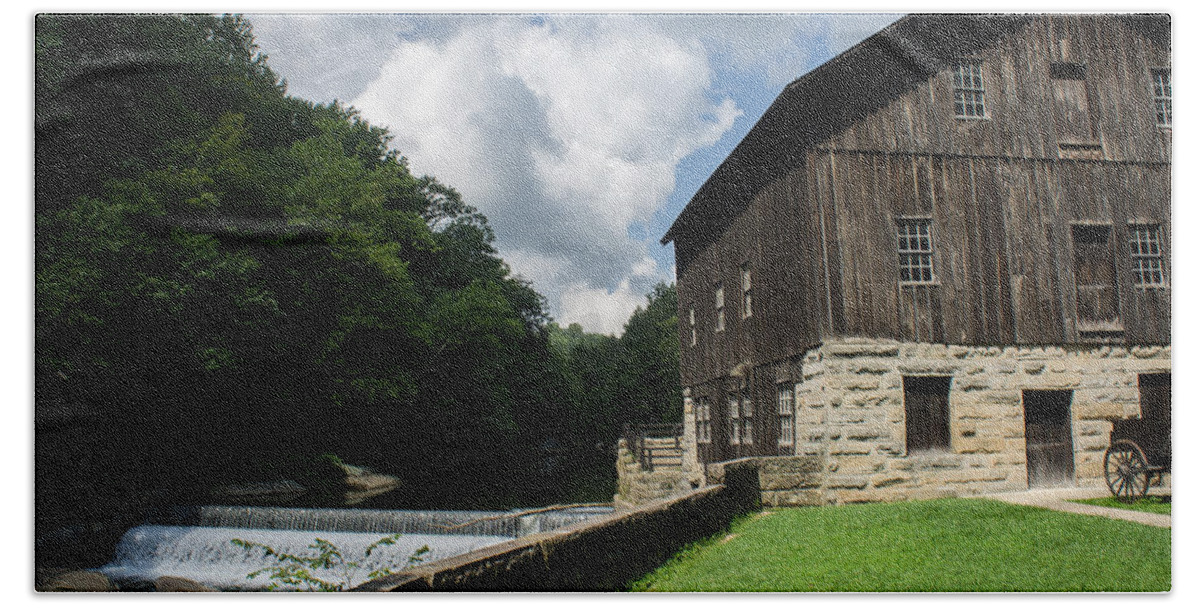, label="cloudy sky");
[247,13,901,334]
